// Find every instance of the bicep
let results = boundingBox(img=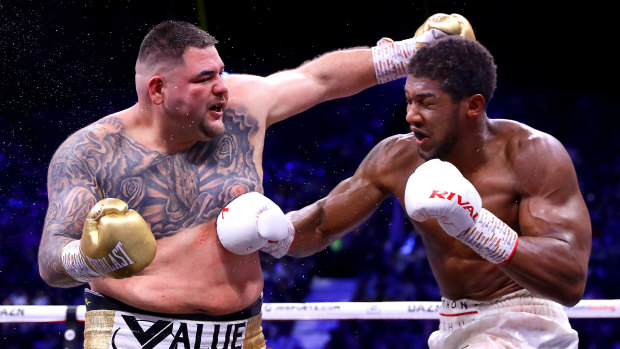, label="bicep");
[225,72,324,128]
[516,139,591,256]
[262,70,327,126]
[497,135,592,305]
[519,185,591,254]
[42,153,99,242]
